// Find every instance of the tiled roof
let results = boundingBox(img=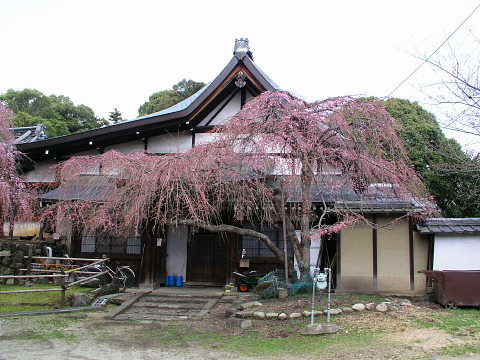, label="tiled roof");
[335,200,420,213]
[417,218,480,234]
[131,83,211,121]
[12,125,48,143]
[124,57,281,124]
